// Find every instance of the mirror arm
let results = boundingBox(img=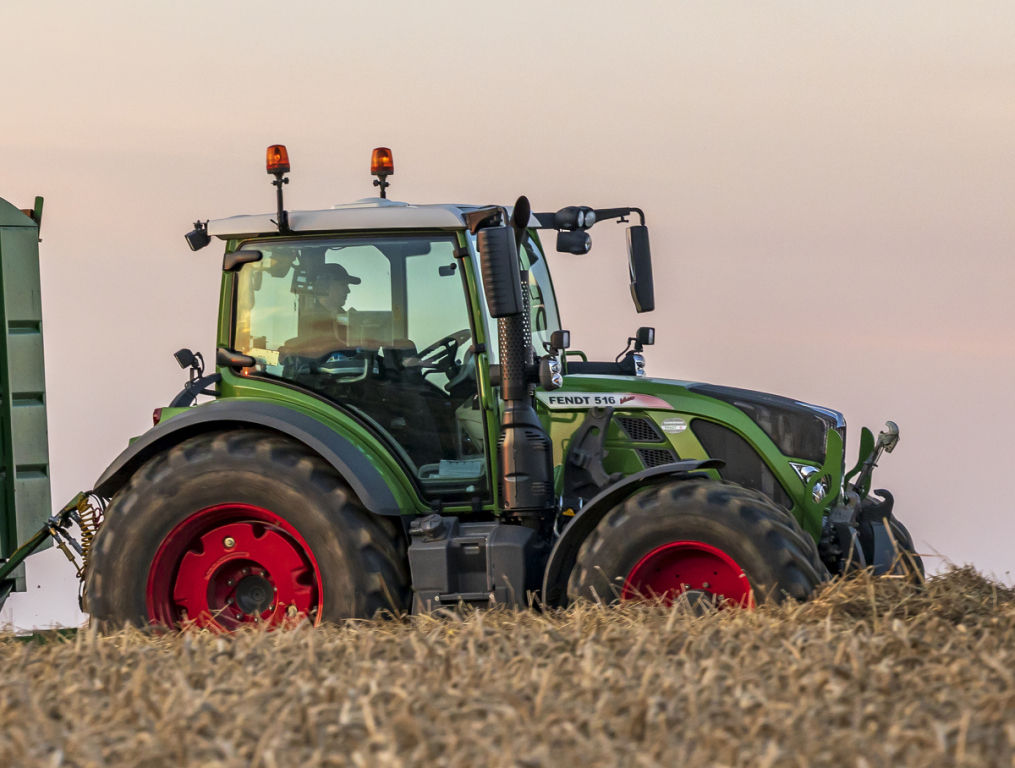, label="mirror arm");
[592,207,646,226]
[533,207,645,229]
